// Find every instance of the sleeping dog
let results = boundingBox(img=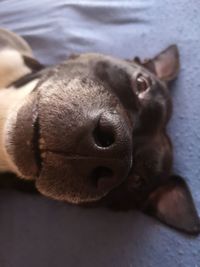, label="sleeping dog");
[0,28,199,235]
